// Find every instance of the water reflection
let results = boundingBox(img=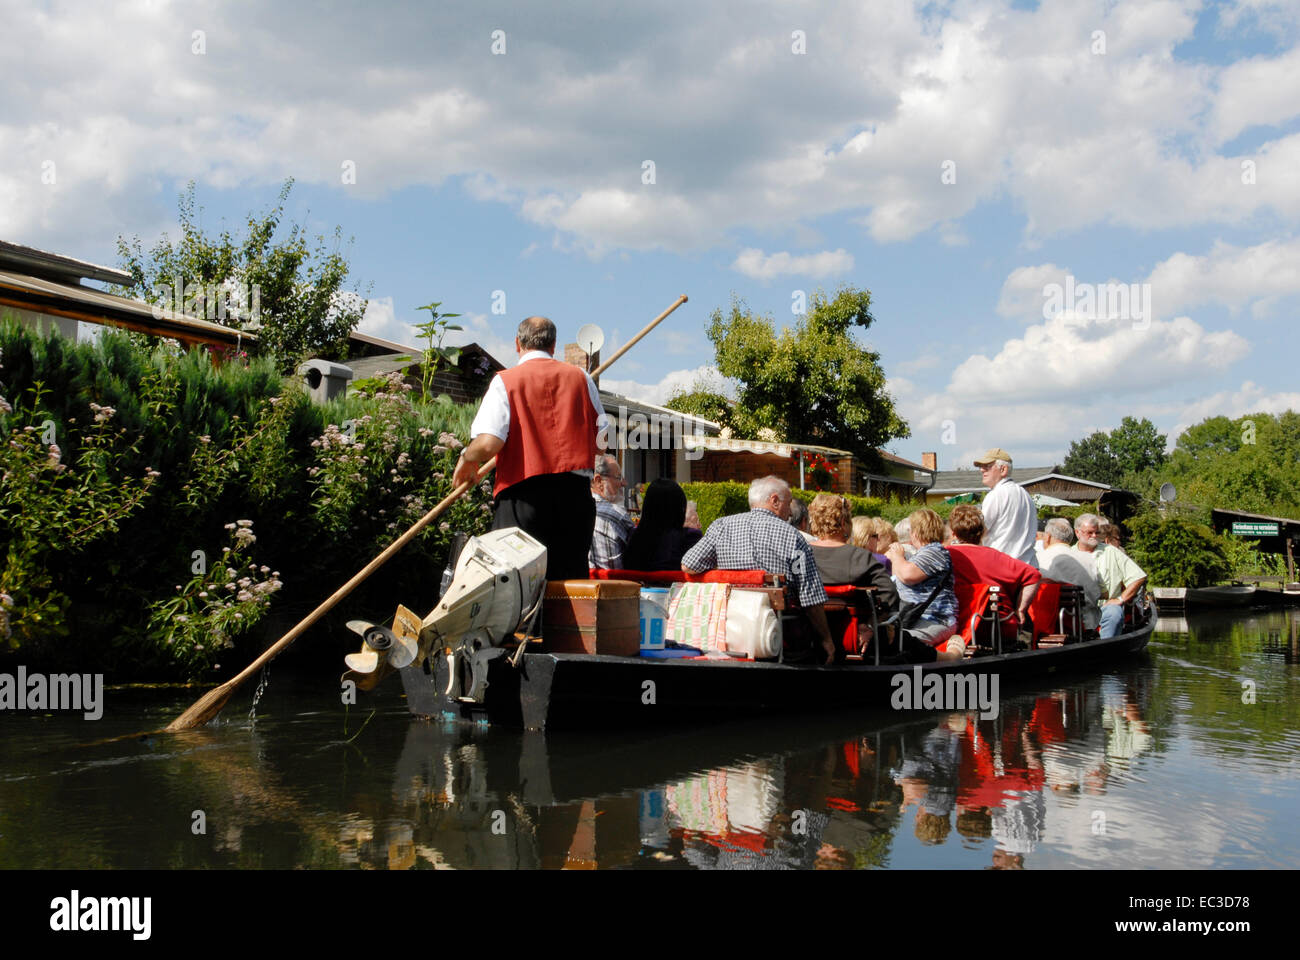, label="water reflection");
[1,607,1297,869]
